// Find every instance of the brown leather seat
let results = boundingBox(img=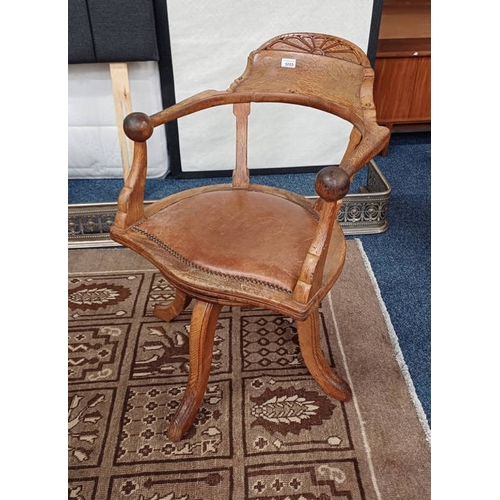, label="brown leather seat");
[132,188,318,293]
[110,33,390,442]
